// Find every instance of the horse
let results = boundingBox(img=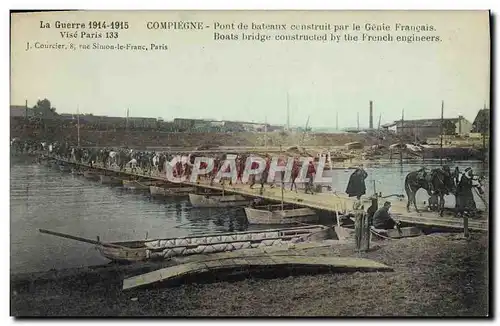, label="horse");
[404,167,456,216]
